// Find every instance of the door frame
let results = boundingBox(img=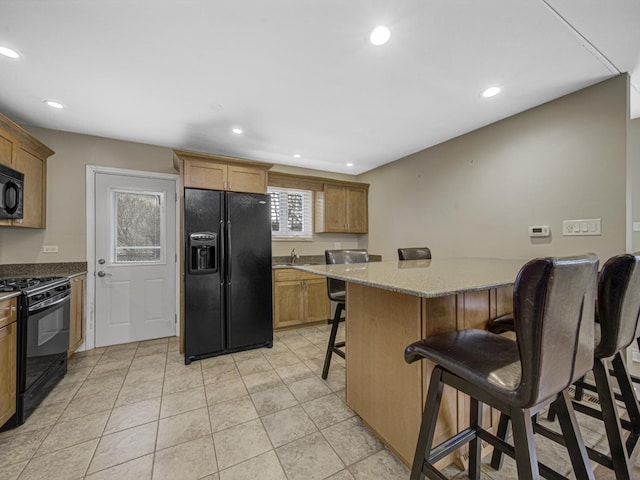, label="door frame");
[85,165,180,351]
